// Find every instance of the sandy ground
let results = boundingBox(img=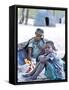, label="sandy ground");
[18,64,46,82]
